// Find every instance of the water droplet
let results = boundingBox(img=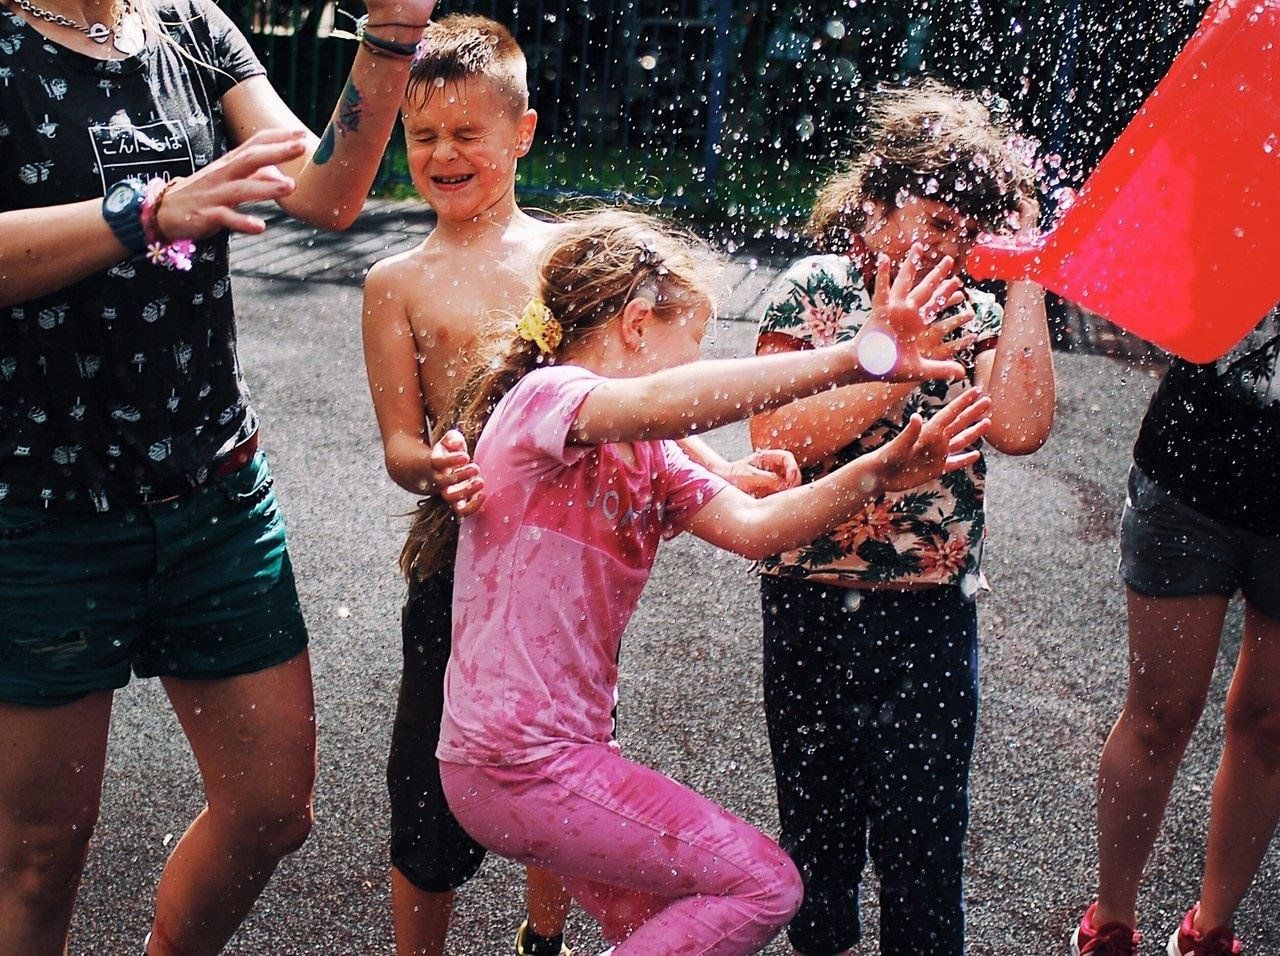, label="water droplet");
[857,330,898,376]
